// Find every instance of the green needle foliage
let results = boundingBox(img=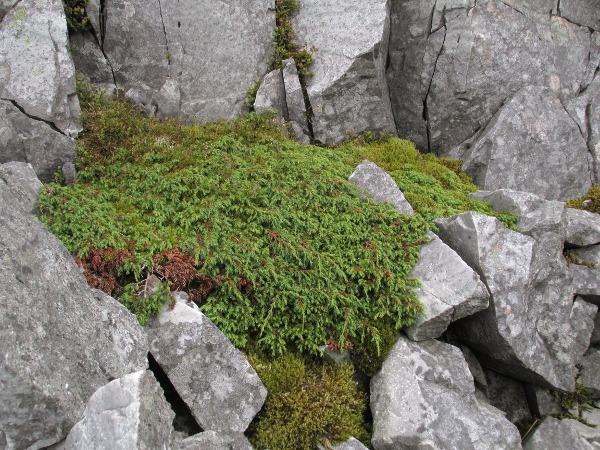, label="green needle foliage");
[567,185,600,214]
